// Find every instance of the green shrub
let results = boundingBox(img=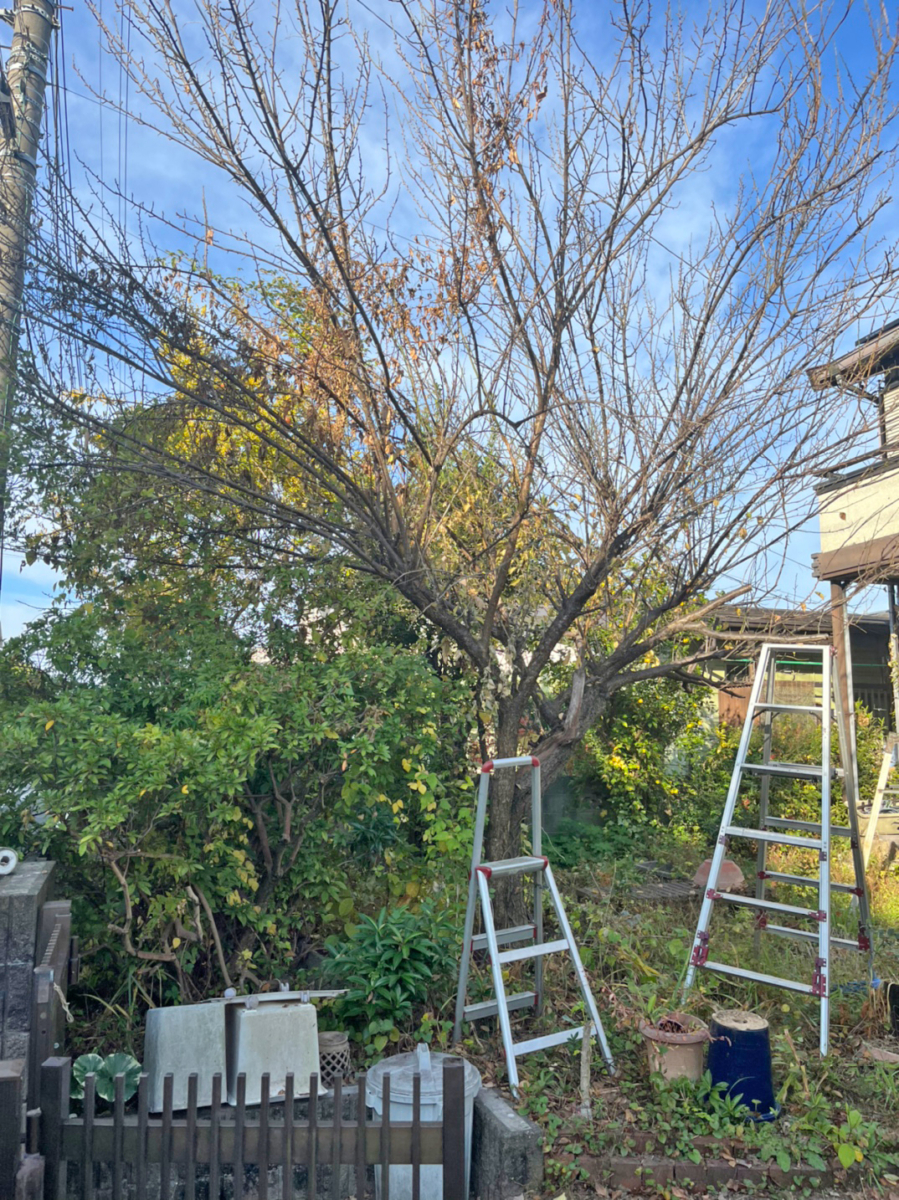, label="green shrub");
[327,902,458,1056]
[544,819,639,869]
